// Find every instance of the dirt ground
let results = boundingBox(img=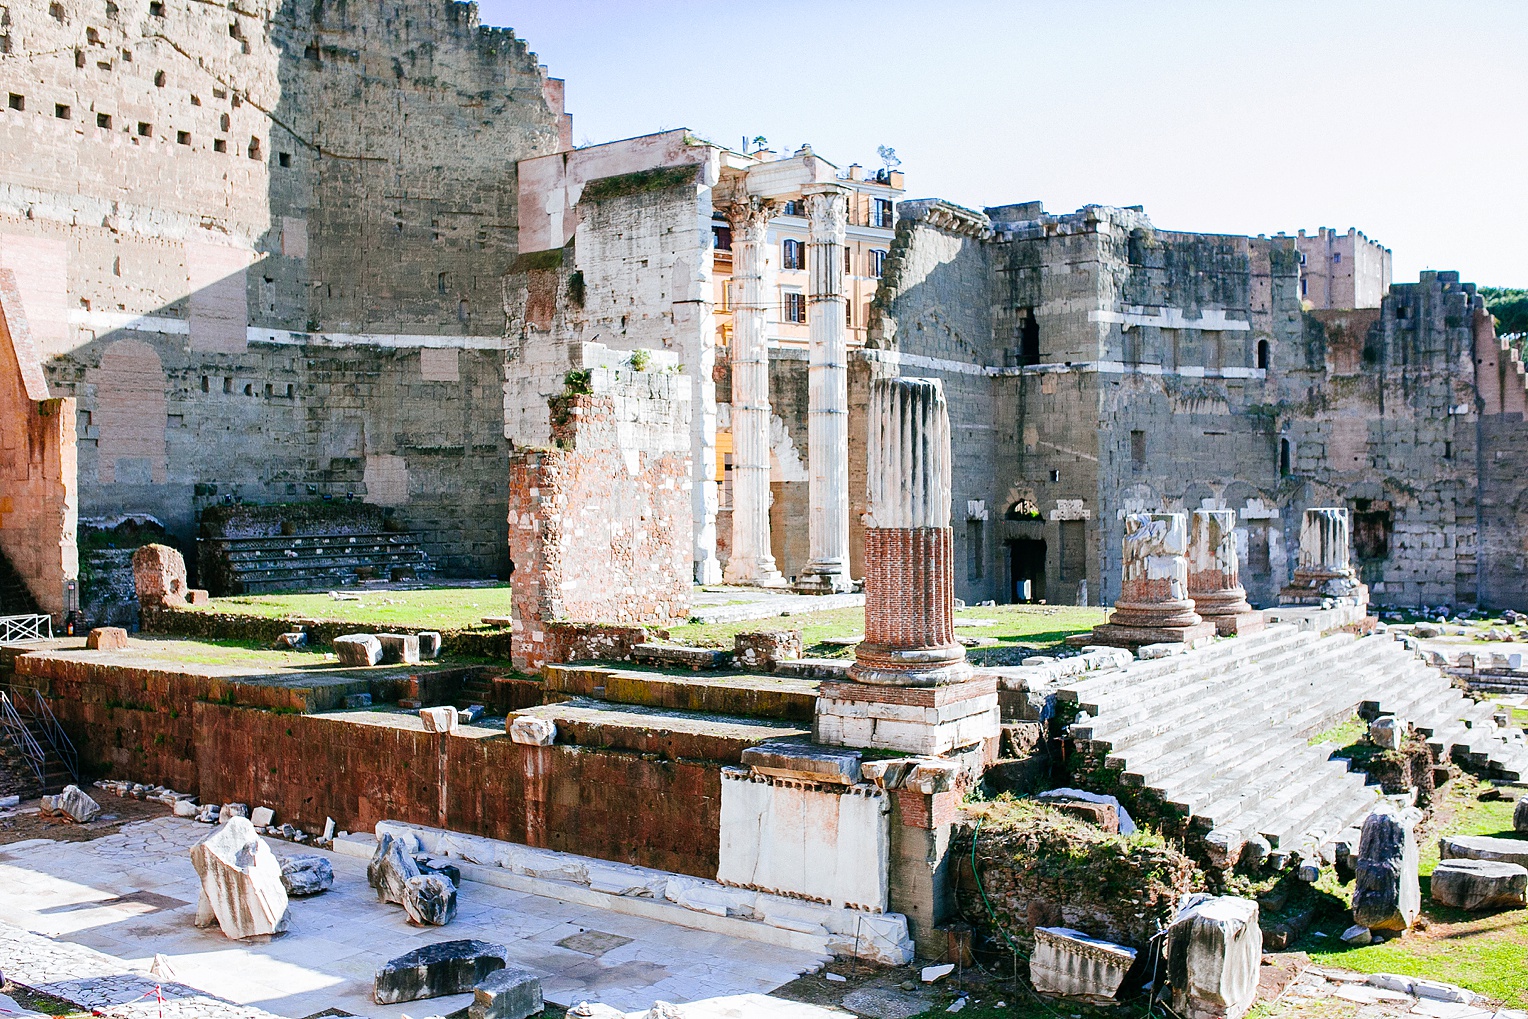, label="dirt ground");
[0,793,173,845]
